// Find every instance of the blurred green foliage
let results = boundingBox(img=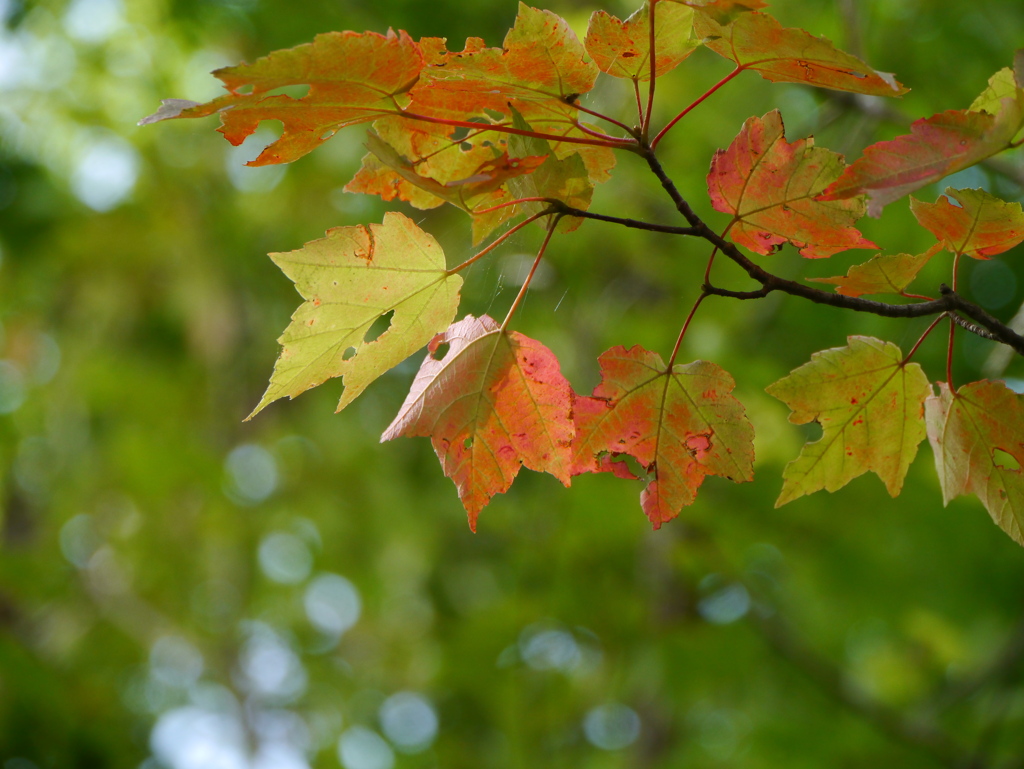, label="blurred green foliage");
[1,0,1024,768]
